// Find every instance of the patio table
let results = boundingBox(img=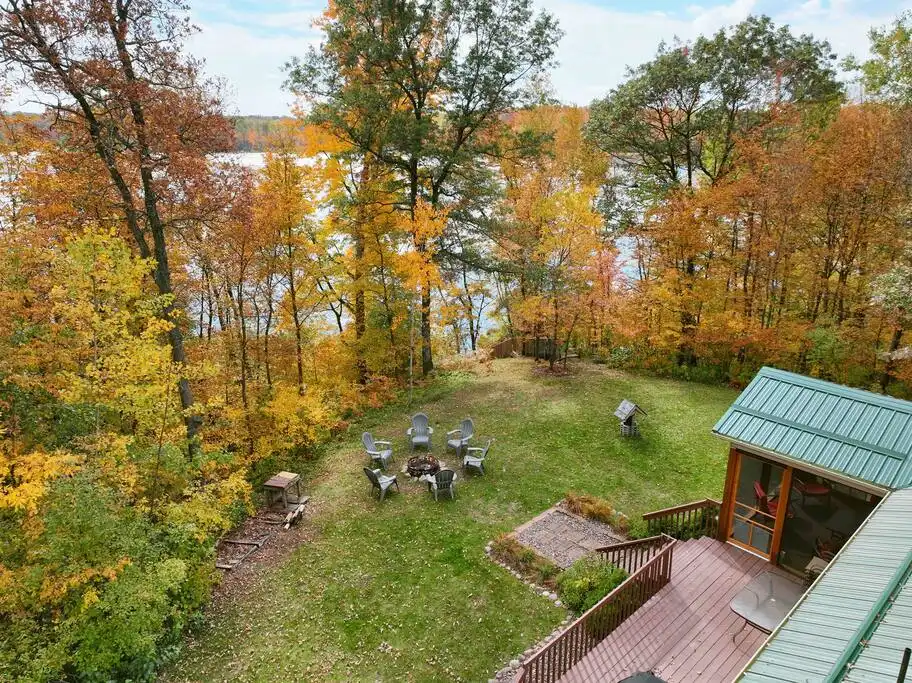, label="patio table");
[730,570,804,636]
